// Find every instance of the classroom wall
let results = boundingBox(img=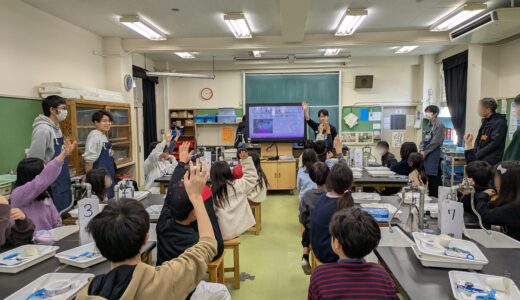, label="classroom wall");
[0,0,105,99]
[497,38,520,98]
